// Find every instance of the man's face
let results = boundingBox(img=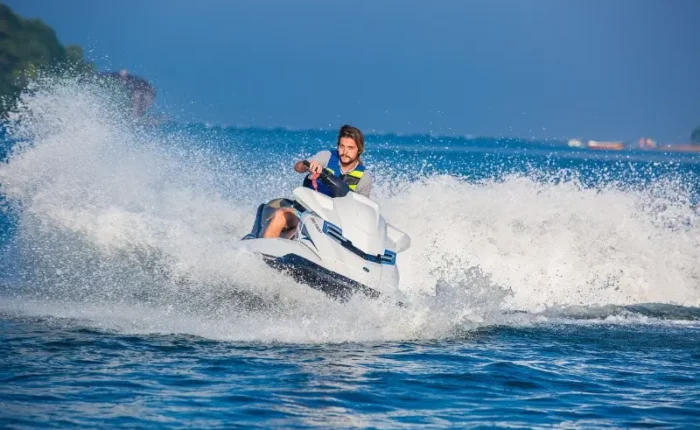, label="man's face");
[338,137,359,165]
